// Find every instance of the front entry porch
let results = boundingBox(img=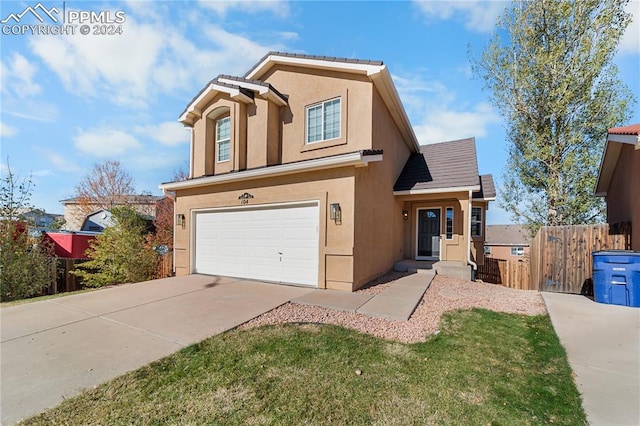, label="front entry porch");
[394,259,472,280]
